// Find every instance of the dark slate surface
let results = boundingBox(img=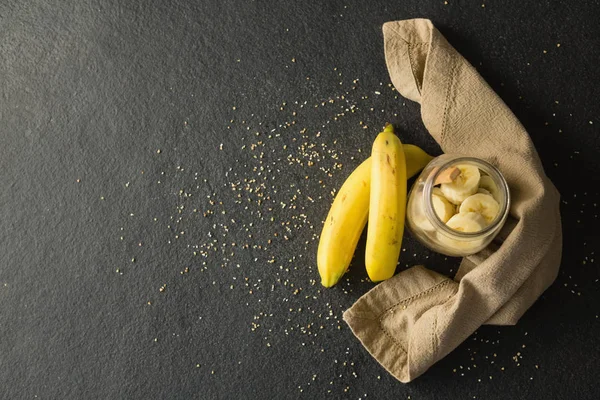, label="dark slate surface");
[1,1,599,399]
